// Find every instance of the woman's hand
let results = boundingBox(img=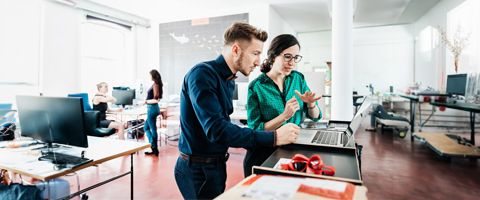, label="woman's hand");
[282,97,300,120]
[294,90,321,104]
